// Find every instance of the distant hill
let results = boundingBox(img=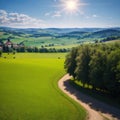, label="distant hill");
[0,26,120,34]
[54,28,120,39]
[44,28,105,33]
[0,27,120,47]
[84,29,120,39]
